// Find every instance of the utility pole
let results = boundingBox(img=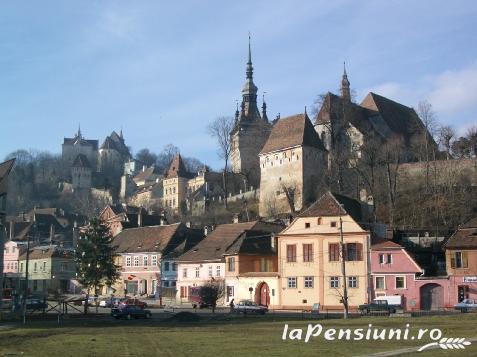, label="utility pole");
[22,227,31,325]
[339,206,349,319]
